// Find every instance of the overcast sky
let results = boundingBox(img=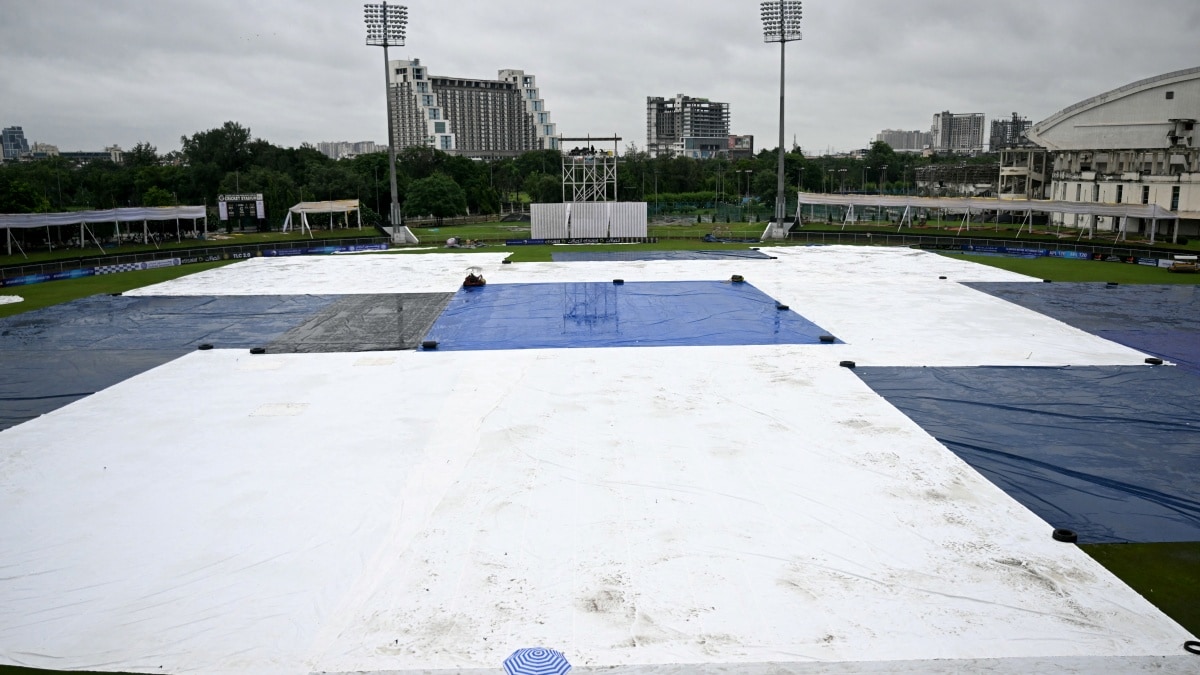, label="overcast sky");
[3,0,1198,157]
